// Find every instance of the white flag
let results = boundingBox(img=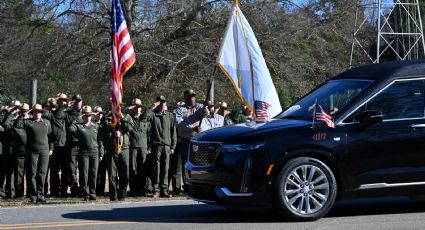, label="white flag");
[216,4,282,119]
